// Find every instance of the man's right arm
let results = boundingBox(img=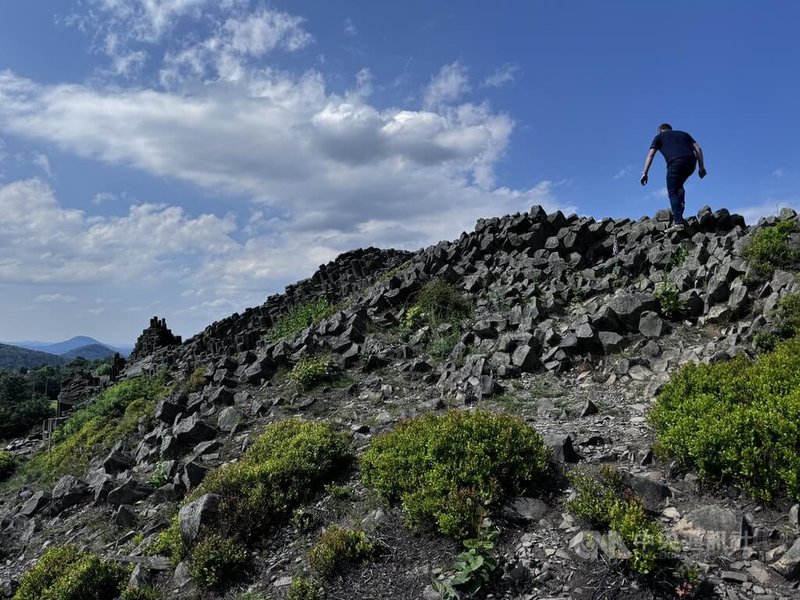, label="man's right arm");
[693,142,707,178]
